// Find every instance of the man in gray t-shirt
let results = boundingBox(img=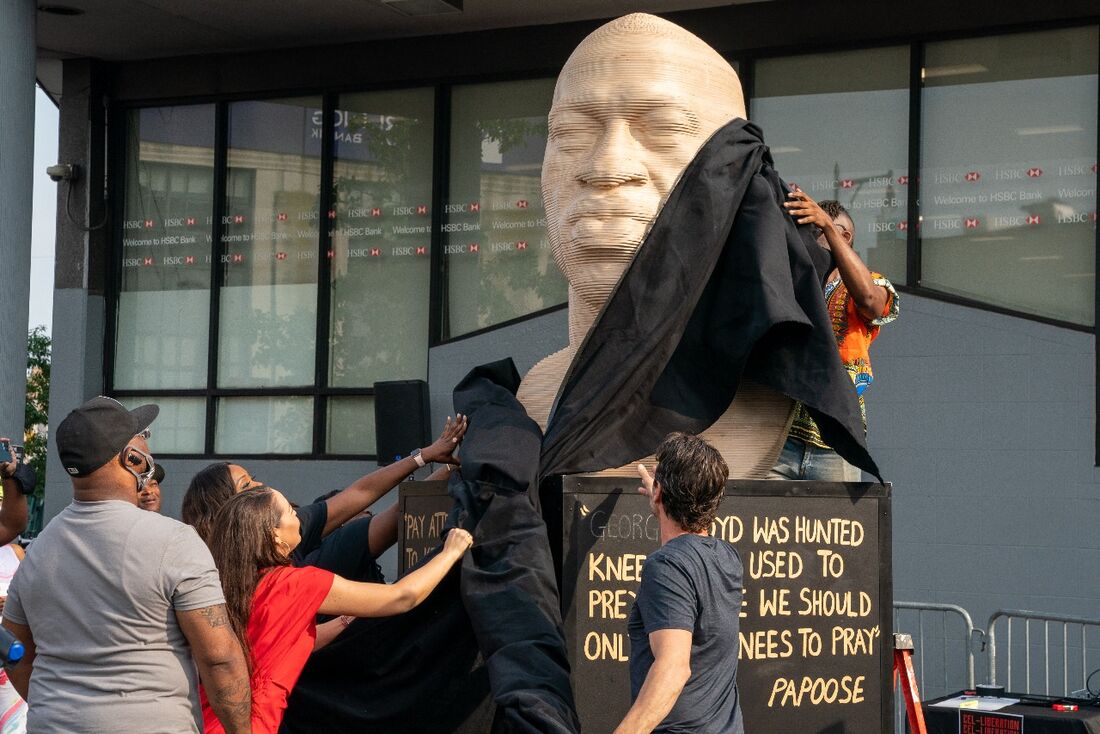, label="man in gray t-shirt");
[617,433,744,734]
[1,397,251,734]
